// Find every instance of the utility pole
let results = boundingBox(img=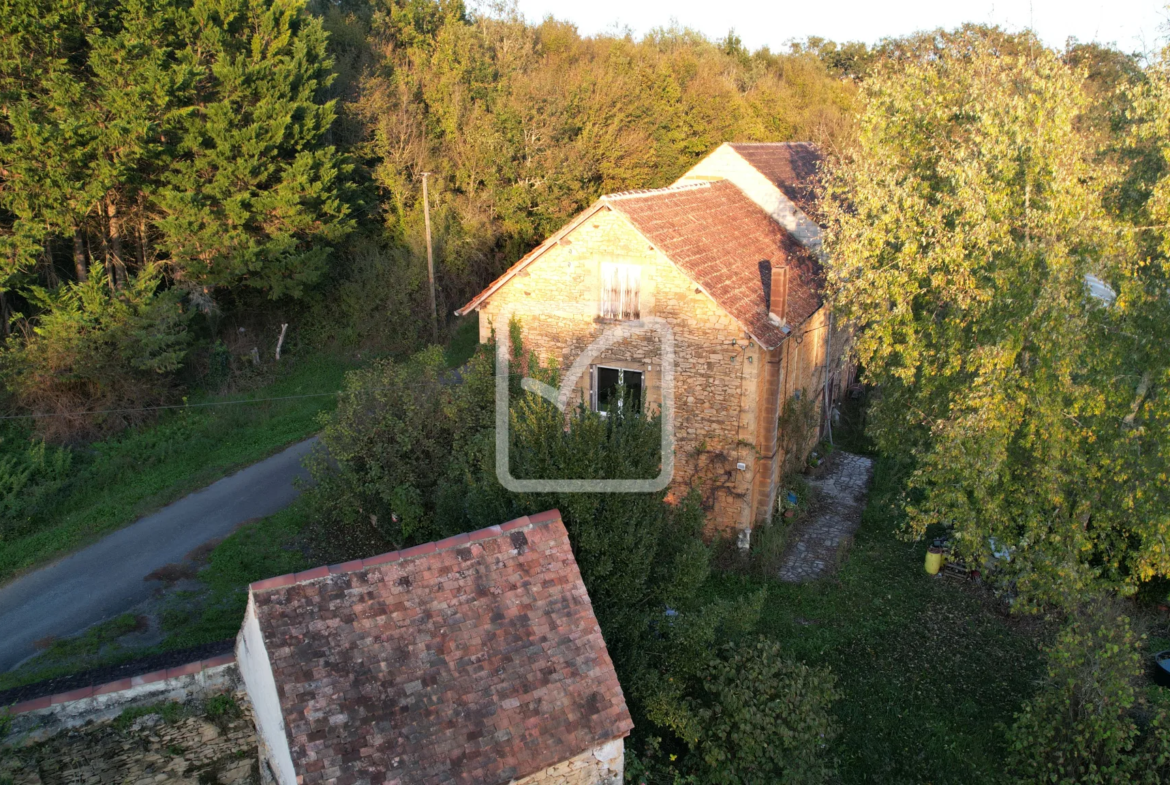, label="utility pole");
[421,172,438,344]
